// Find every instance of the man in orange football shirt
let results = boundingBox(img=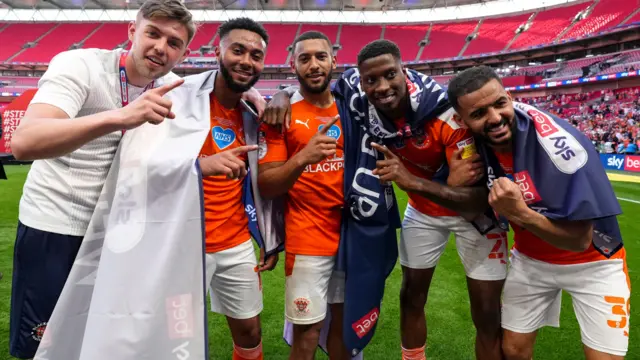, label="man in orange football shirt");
[198,18,278,360]
[257,31,350,360]
[264,39,504,360]
[357,41,506,360]
[446,66,629,360]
